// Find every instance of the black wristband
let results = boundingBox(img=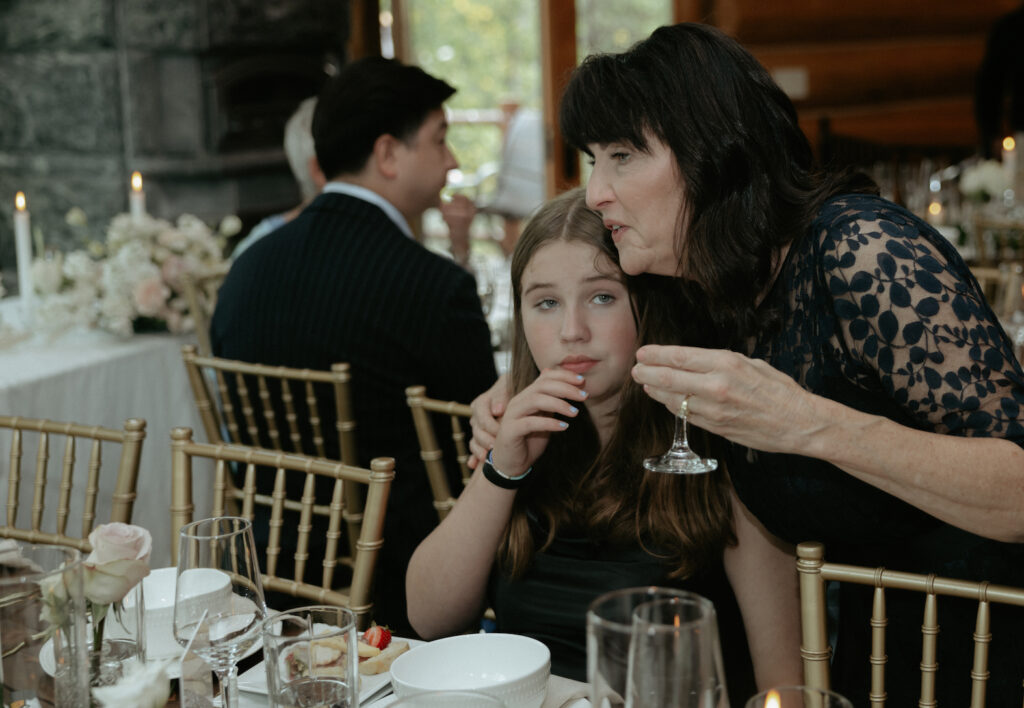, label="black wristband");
[481,451,531,490]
